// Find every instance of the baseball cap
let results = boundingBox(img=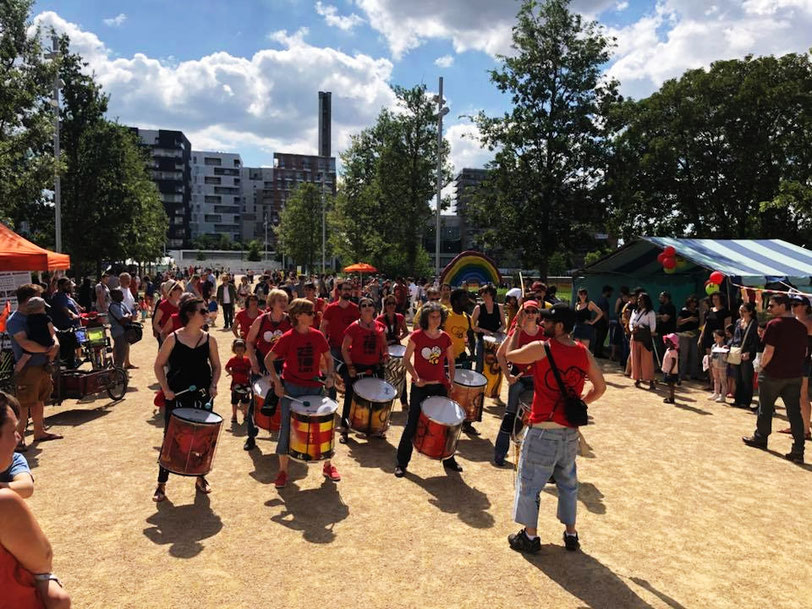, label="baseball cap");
[539,303,576,331]
[522,299,541,310]
[531,281,547,291]
[506,287,522,299]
